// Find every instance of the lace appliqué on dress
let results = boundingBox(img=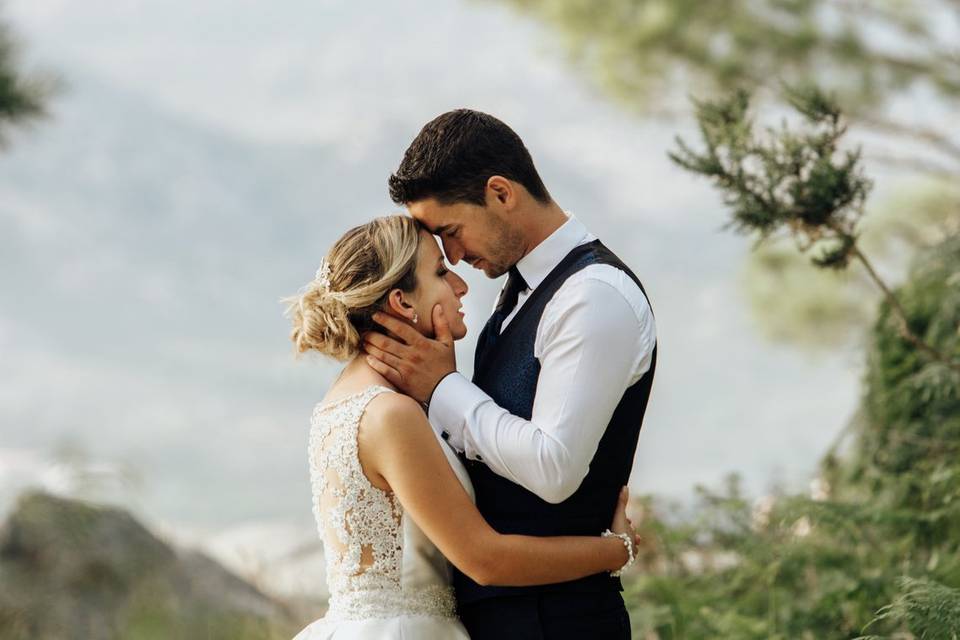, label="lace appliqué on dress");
[308,385,457,622]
